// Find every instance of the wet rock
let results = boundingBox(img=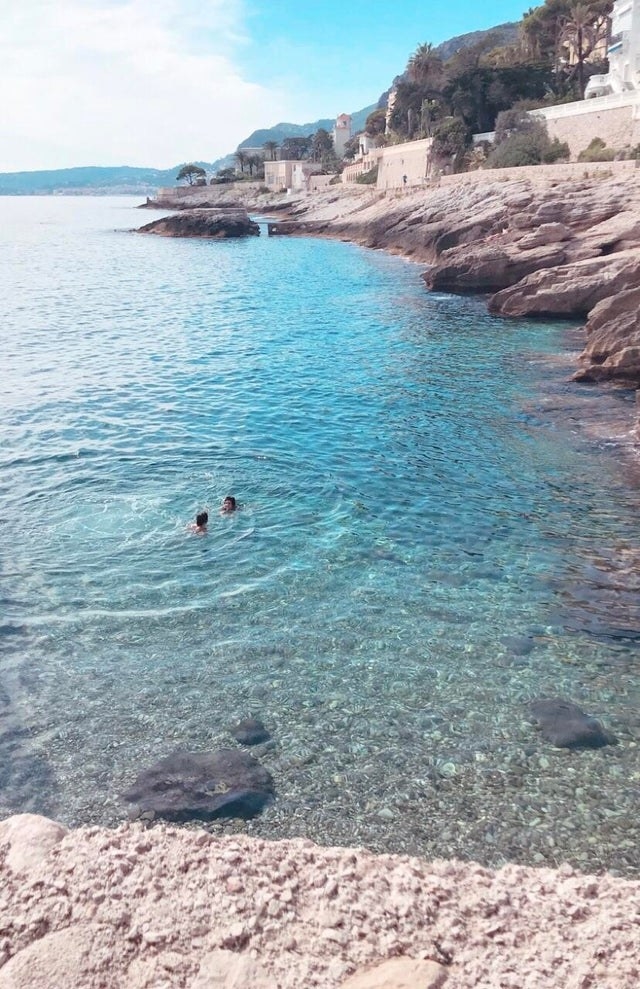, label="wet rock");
[573,285,640,385]
[122,749,275,821]
[137,208,260,238]
[230,717,271,746]
[529,699,617,749]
